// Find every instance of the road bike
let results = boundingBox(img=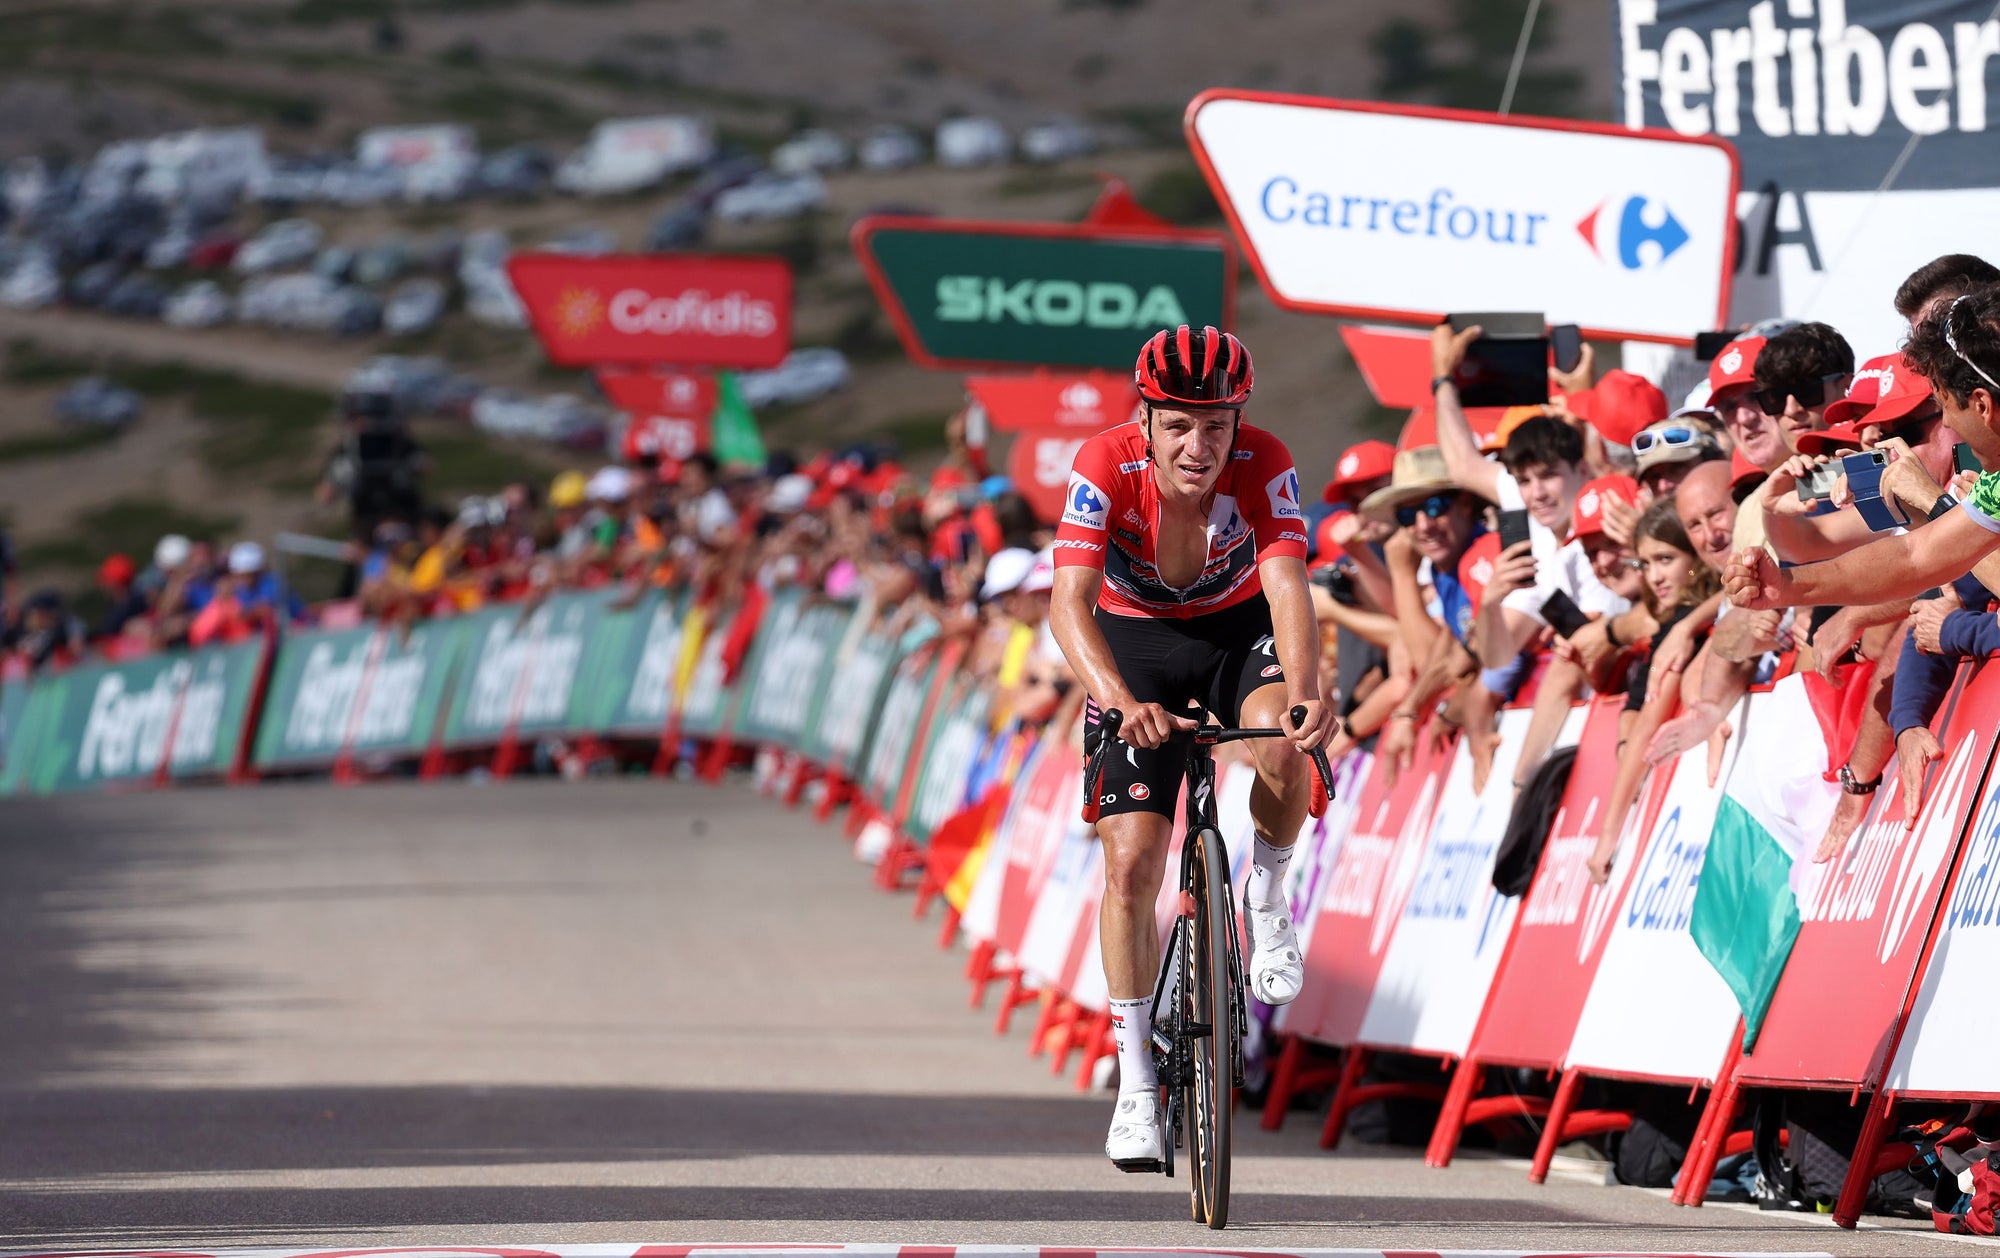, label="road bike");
[1083,704,1334,1229]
